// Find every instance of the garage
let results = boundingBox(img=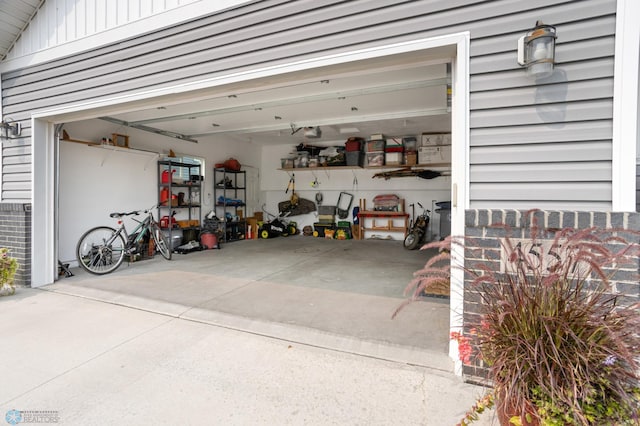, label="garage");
[56,51,456,264]
[37,38,465,368]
